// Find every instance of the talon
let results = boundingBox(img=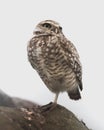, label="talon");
[40,102,57,114]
